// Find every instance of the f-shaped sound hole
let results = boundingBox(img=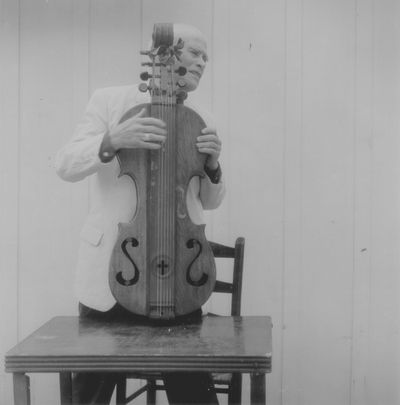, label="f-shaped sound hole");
[116,237,140,286]
[186,239,208,287]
